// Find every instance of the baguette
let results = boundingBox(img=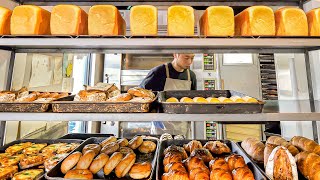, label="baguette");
[241,138,265,163]
[267,136,299,156]
[291,136,320,155]
[295,151,320,180]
